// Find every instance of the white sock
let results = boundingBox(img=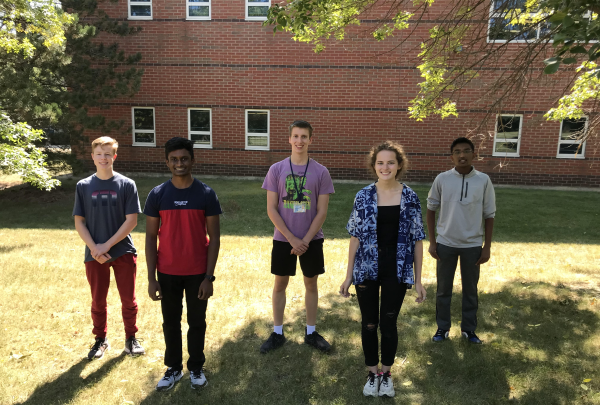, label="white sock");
[274,325,283,335]
[306,325,316,335]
